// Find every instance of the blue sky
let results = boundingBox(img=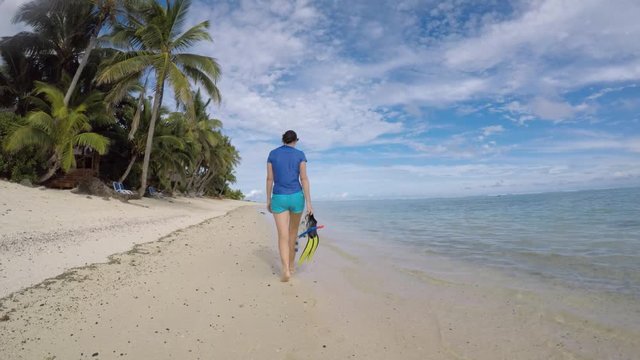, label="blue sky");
[2,0,639,200]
